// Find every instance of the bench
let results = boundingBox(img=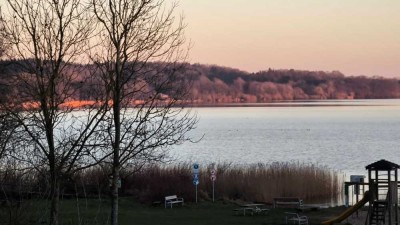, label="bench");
[165,195,184,208]
[273,197,303,208]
